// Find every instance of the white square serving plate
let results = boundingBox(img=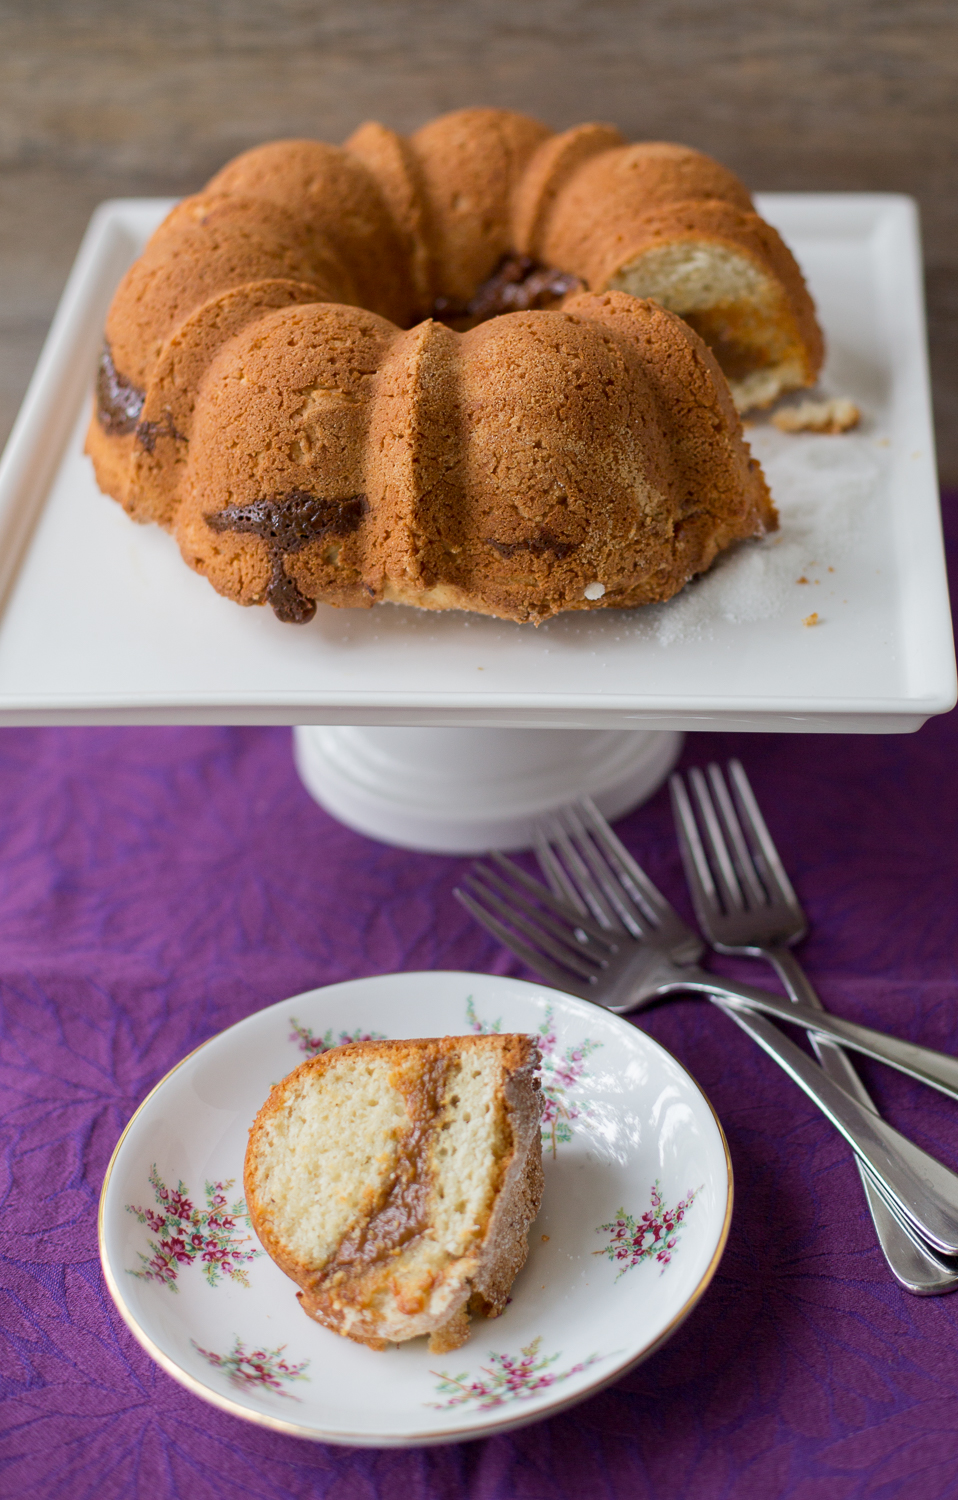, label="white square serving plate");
[0,193,952,730]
